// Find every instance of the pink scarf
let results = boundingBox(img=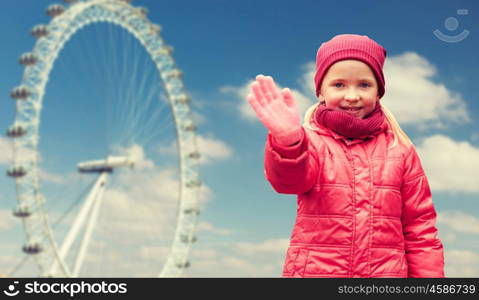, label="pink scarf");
[313,103,385,139]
